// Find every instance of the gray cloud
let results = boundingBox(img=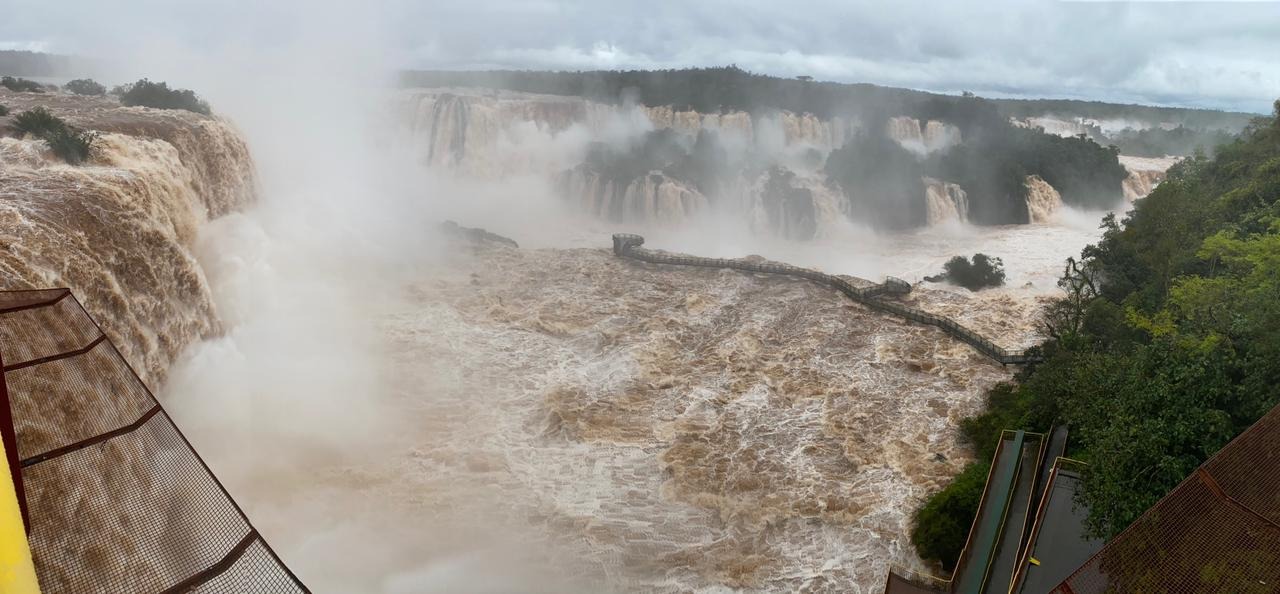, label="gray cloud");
[3,0,1279,112]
